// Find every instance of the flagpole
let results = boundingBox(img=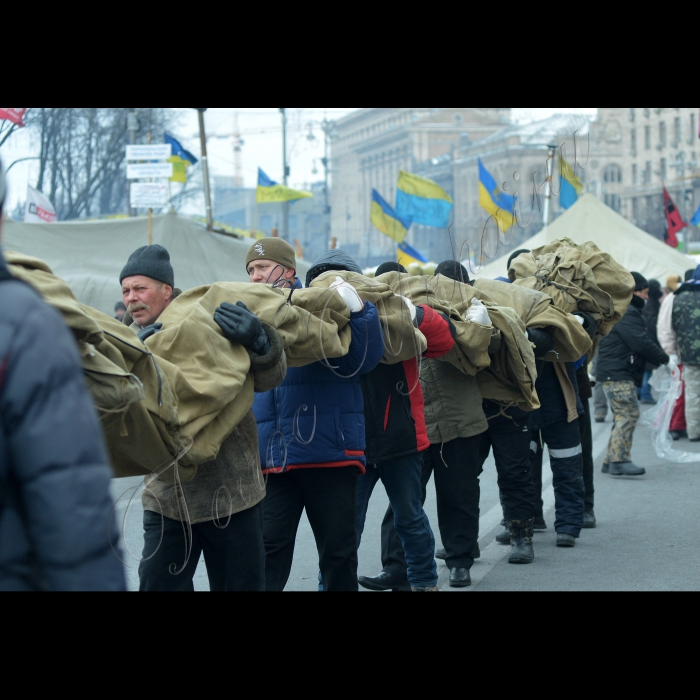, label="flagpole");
[147,132,153,246]
[542,144,556,228]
